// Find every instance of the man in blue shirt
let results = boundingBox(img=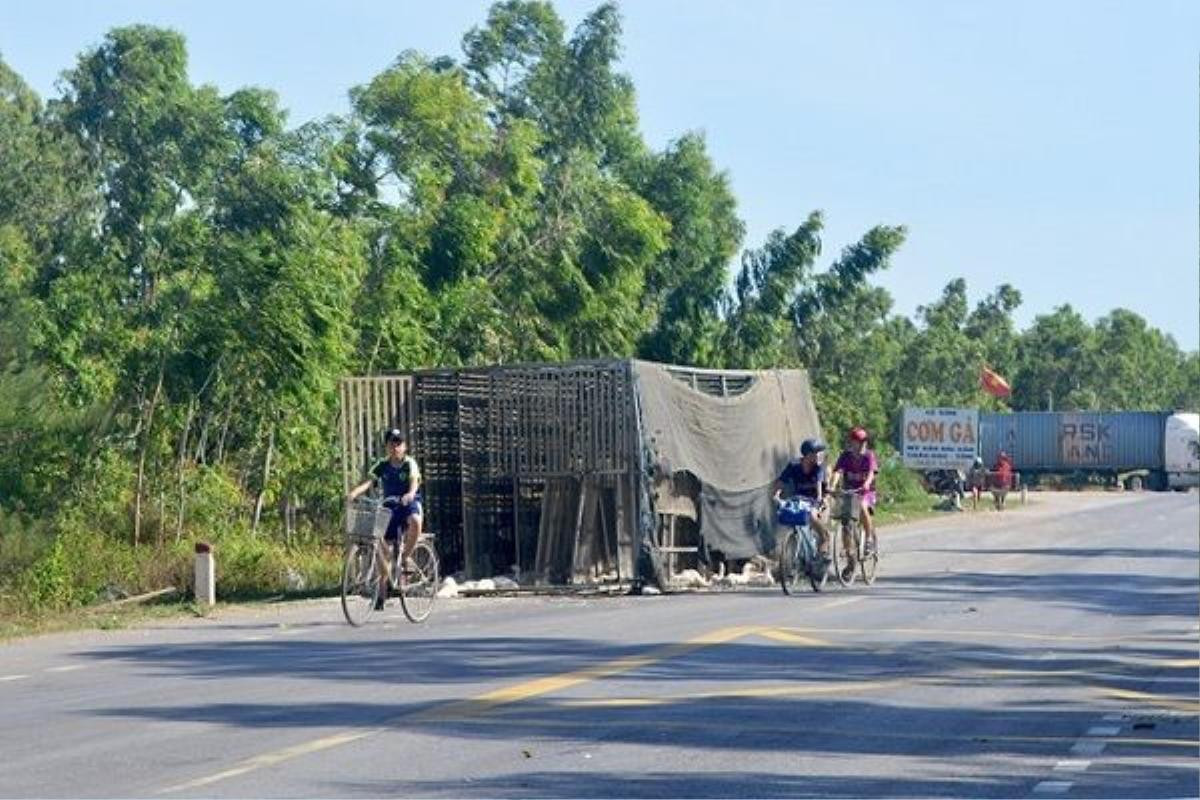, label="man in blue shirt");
[772,438,830,562]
